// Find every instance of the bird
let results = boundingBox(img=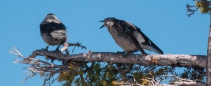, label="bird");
[99,17,163,55]
[40,13,67,51]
